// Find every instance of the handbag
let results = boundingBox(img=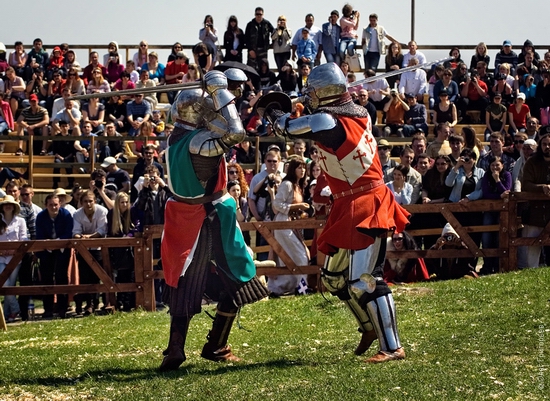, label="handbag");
[345,52,362,72]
